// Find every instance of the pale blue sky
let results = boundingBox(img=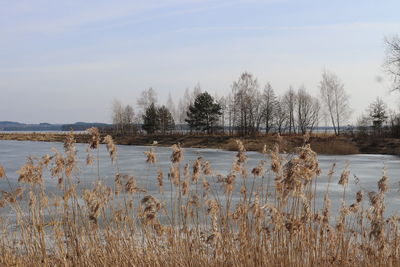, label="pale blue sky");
[1,0,399,123]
